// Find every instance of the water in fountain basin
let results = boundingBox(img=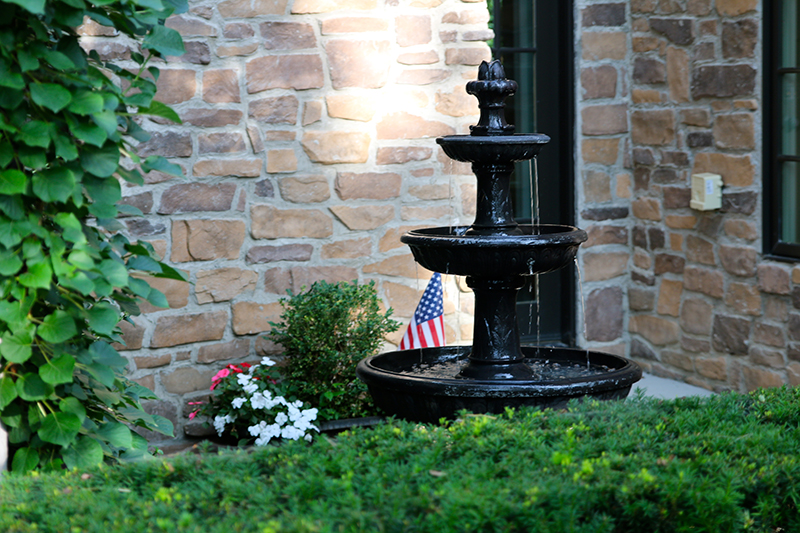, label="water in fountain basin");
[400,356,613,381]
